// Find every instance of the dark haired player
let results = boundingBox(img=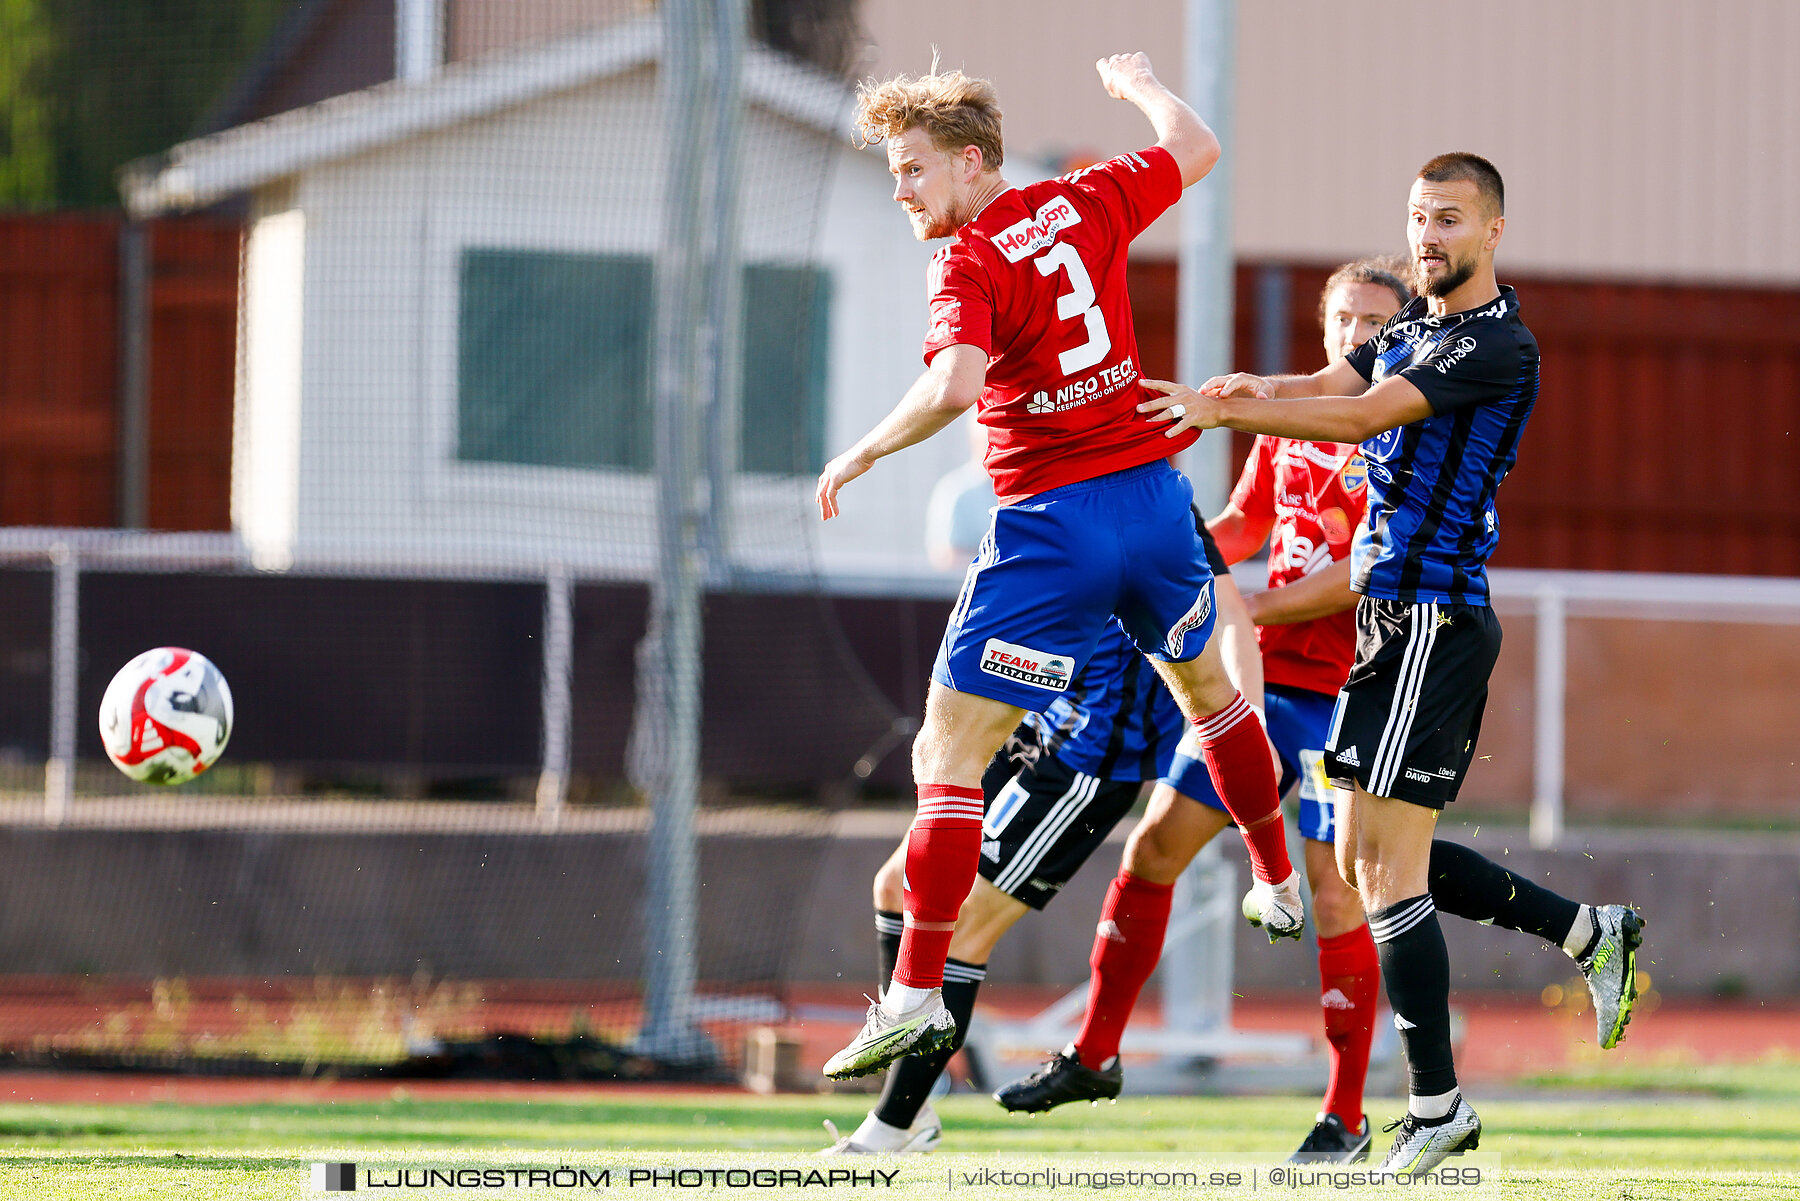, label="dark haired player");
[1143,154,1644,1174]
[990,259,1413,1163]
